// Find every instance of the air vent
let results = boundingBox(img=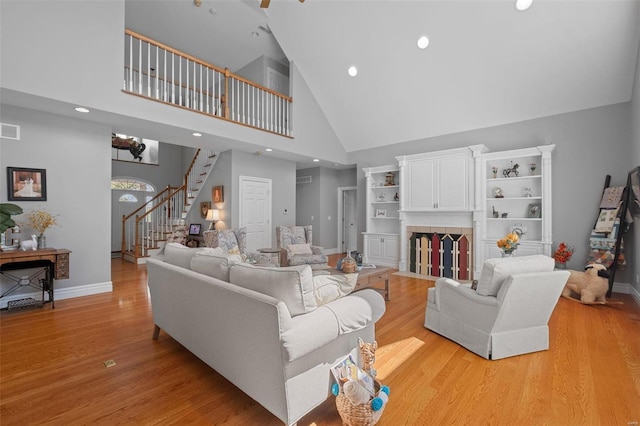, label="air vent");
[1,123,20,140]
[296,176,312,184]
